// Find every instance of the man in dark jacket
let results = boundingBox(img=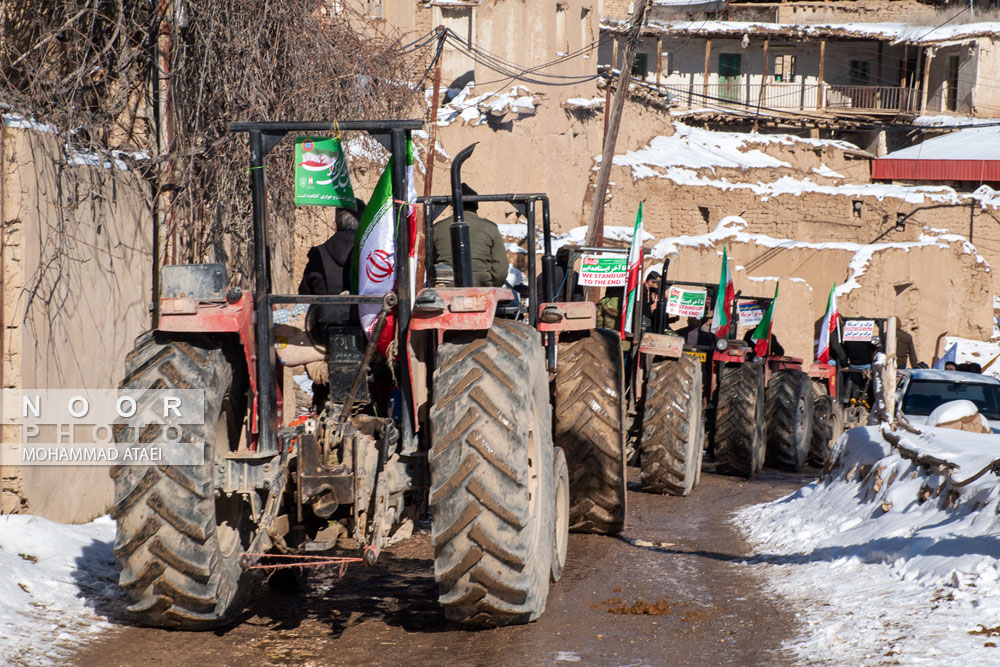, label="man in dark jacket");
[896,324,919,369]
[298,200,363,296]
[432,183,509,287]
